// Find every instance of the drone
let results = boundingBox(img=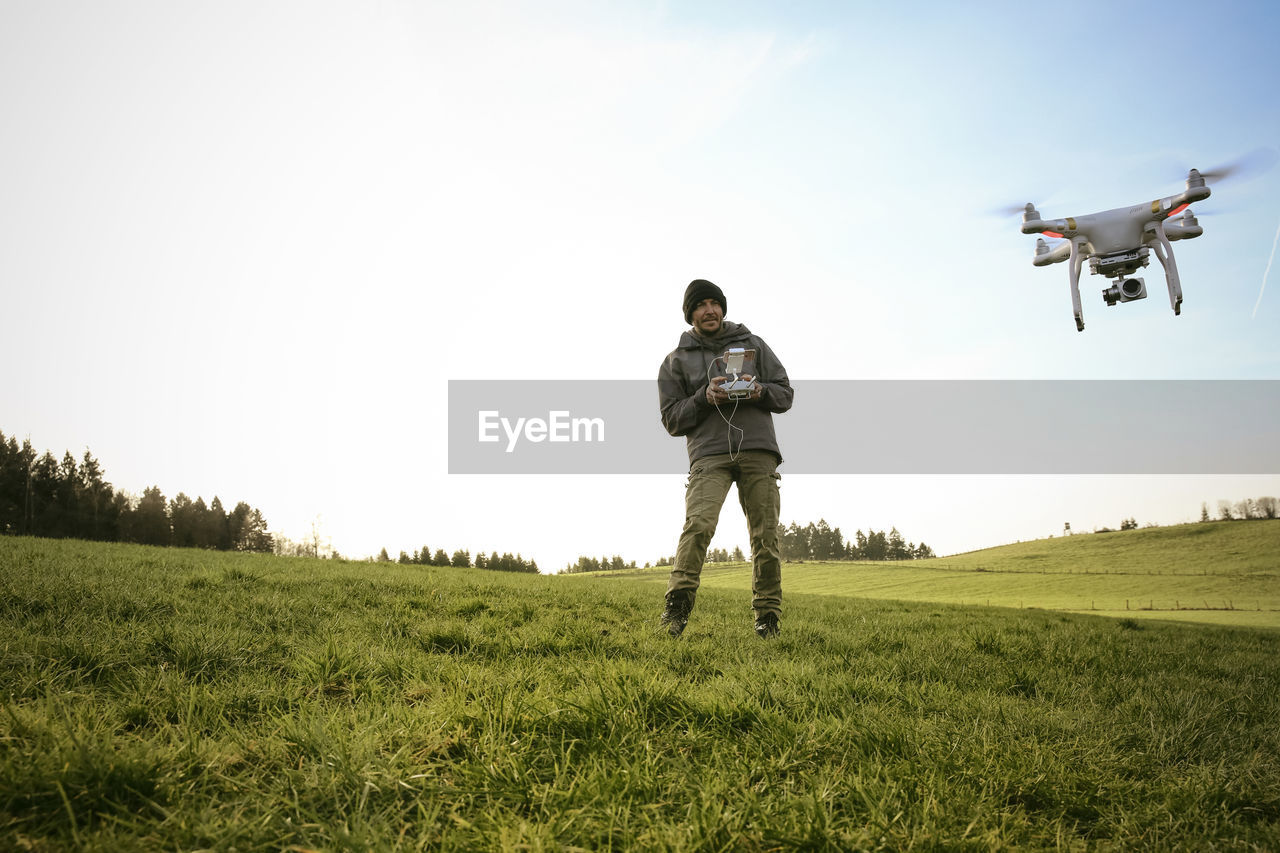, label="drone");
[1018,171,1213,331]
